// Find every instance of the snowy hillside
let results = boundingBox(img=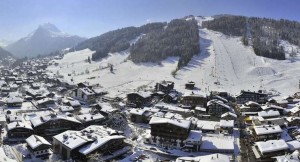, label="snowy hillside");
[5,23,86,58]
[47,17,300,98]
